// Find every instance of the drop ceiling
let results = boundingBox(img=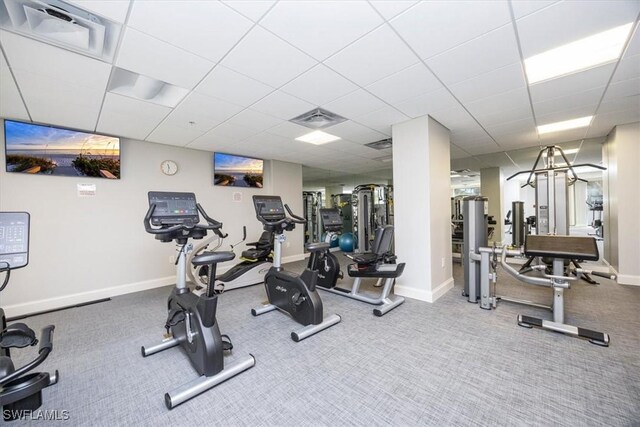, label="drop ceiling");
[1,0,639,177]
